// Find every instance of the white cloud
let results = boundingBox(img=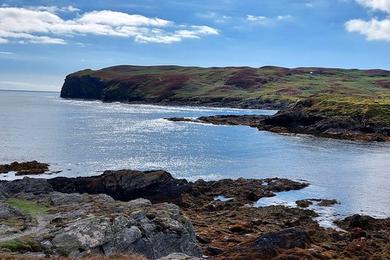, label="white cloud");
[0,51,12,54]
[247,15,268,23]
[197,11,232,23]
[356,0,390,13]
[0,6,218,45]
[277,15,293,21]
[345,18,390,41]
[246,14,293,25]
[345,0,390,41]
